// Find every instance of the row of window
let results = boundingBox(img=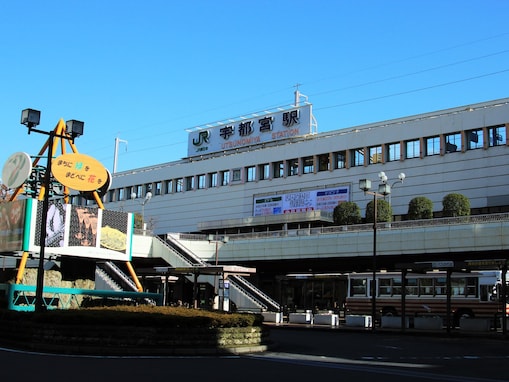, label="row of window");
[102,124,506,204]
[349,276,479,298]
